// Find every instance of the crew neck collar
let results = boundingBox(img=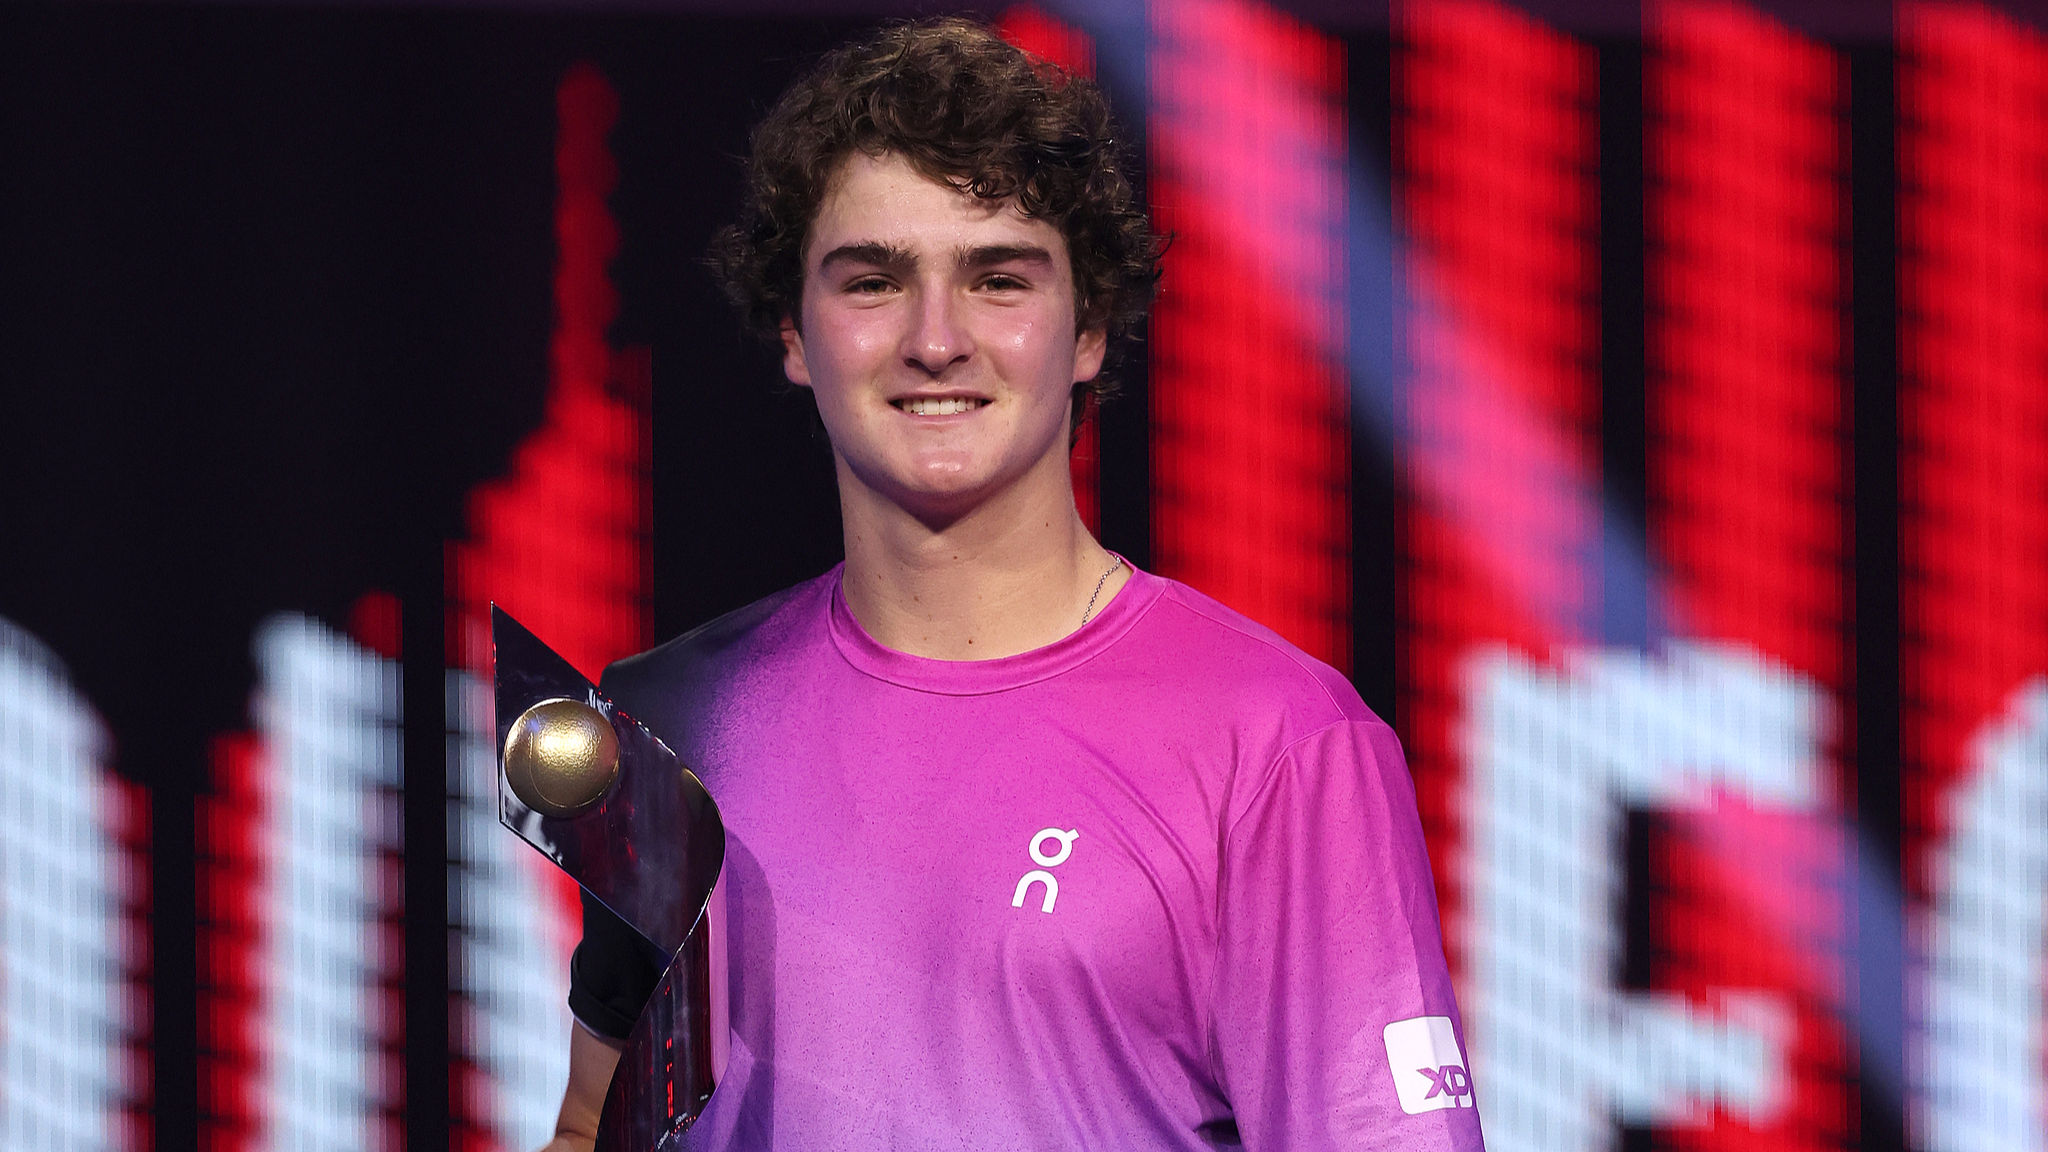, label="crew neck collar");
[826,557,1163,695]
